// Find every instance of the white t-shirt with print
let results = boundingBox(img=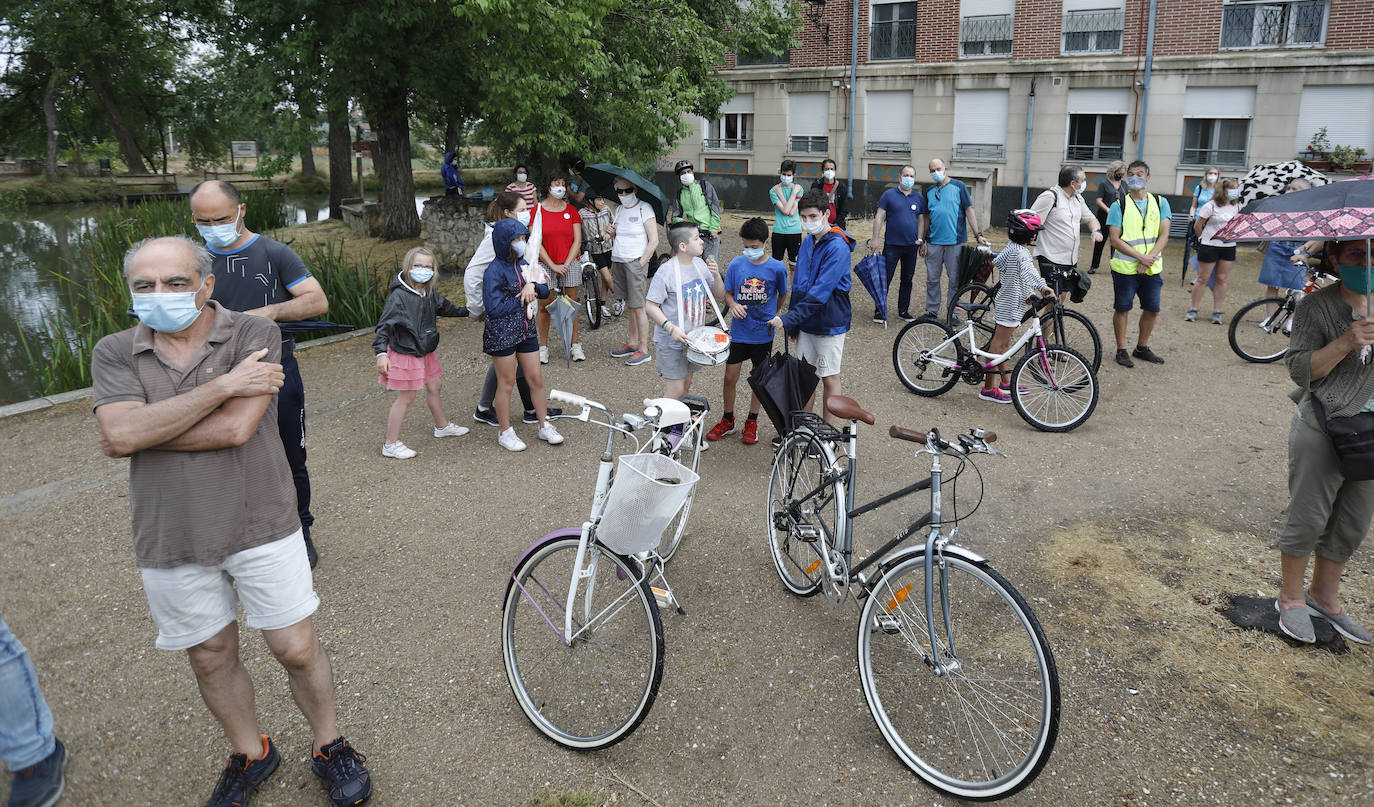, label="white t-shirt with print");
[611,200,656,263]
